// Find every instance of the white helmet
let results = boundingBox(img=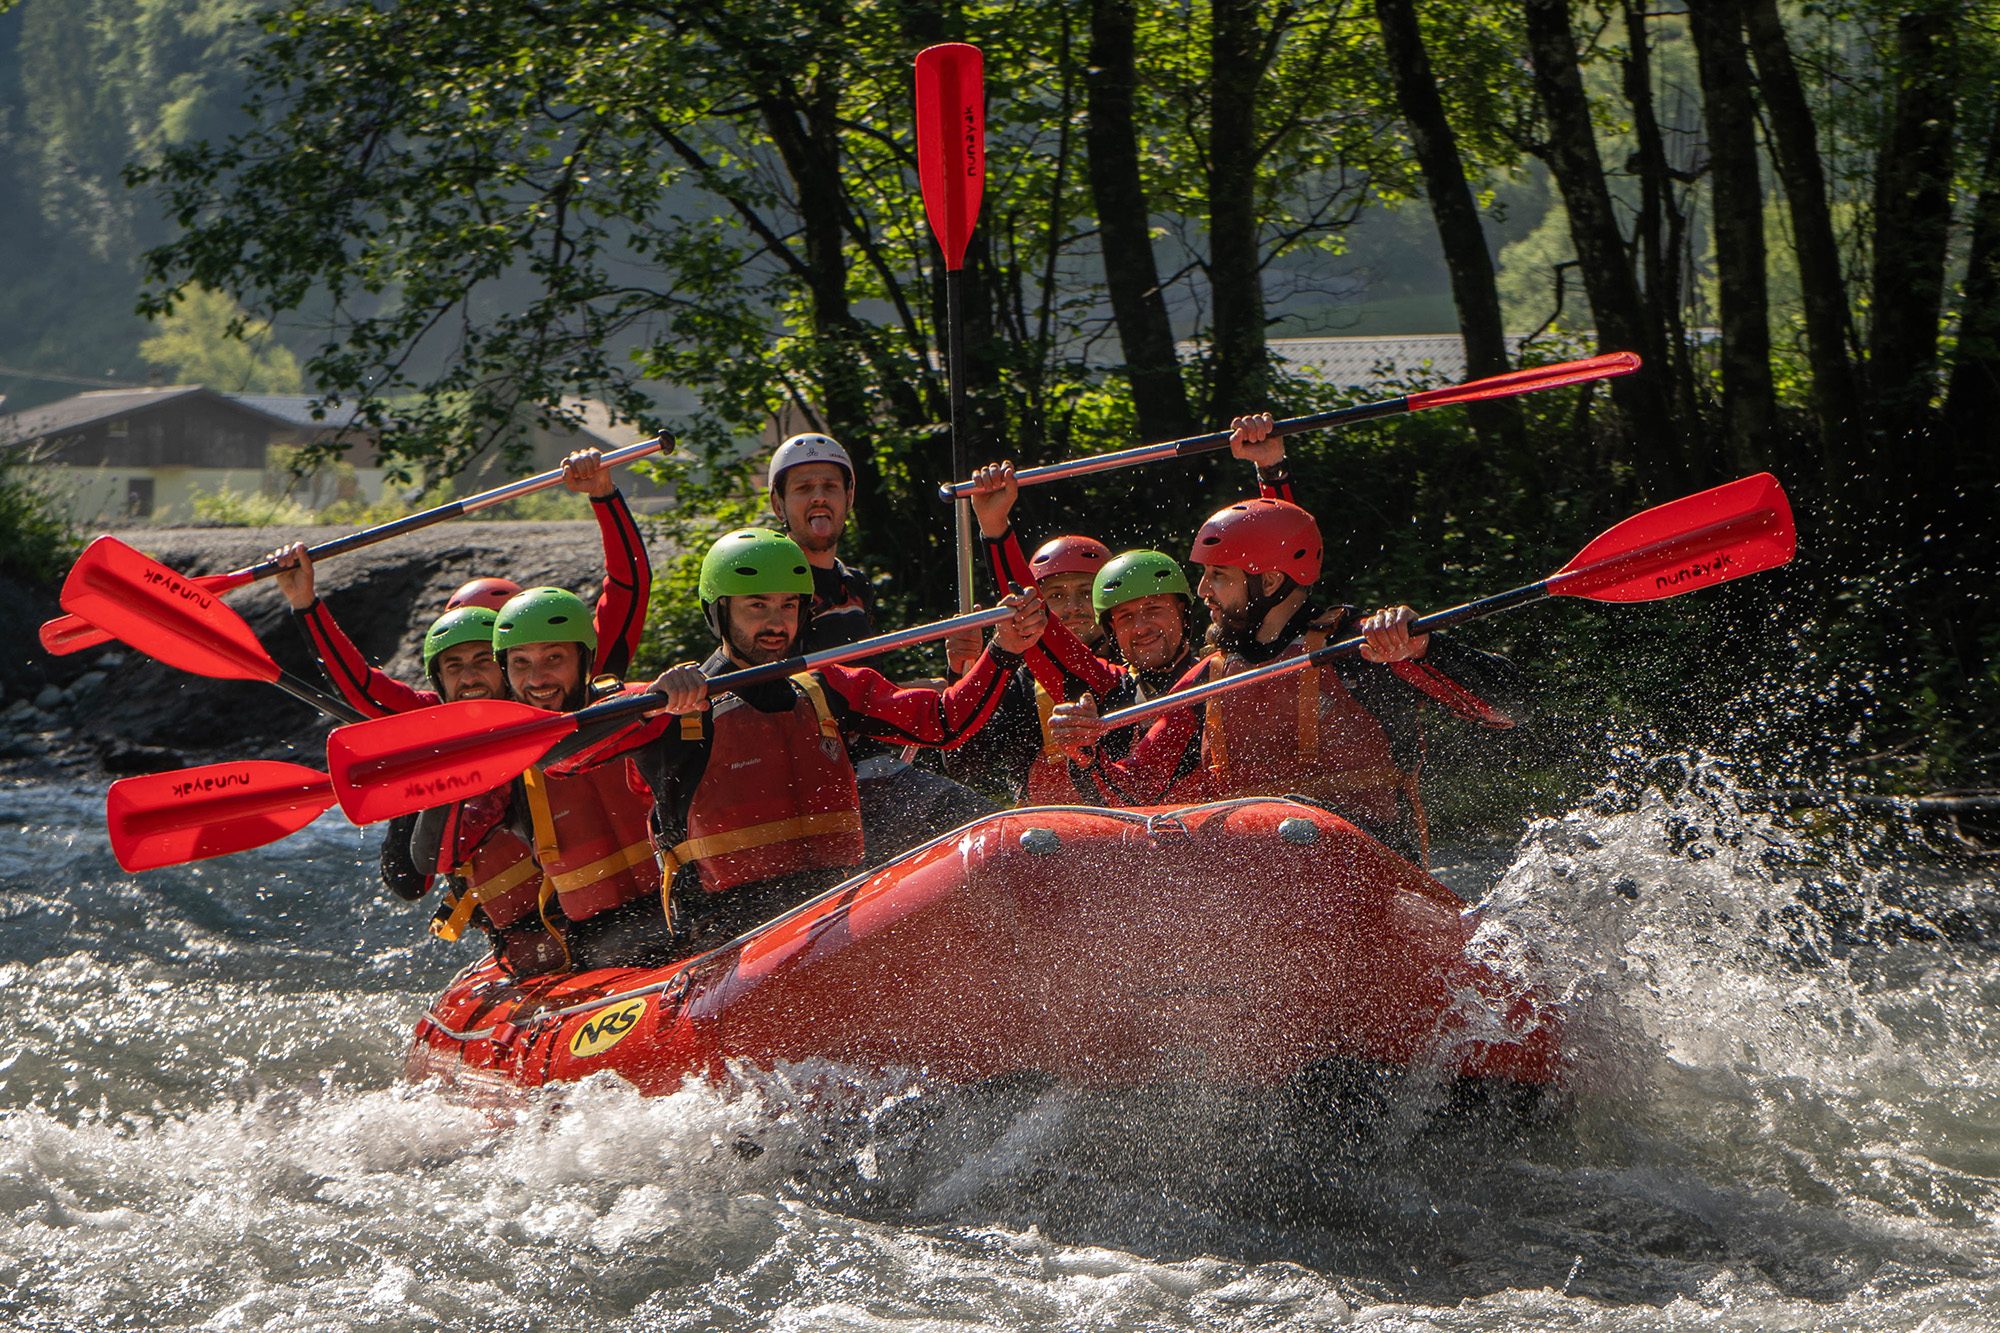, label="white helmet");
[766,432,854,493]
